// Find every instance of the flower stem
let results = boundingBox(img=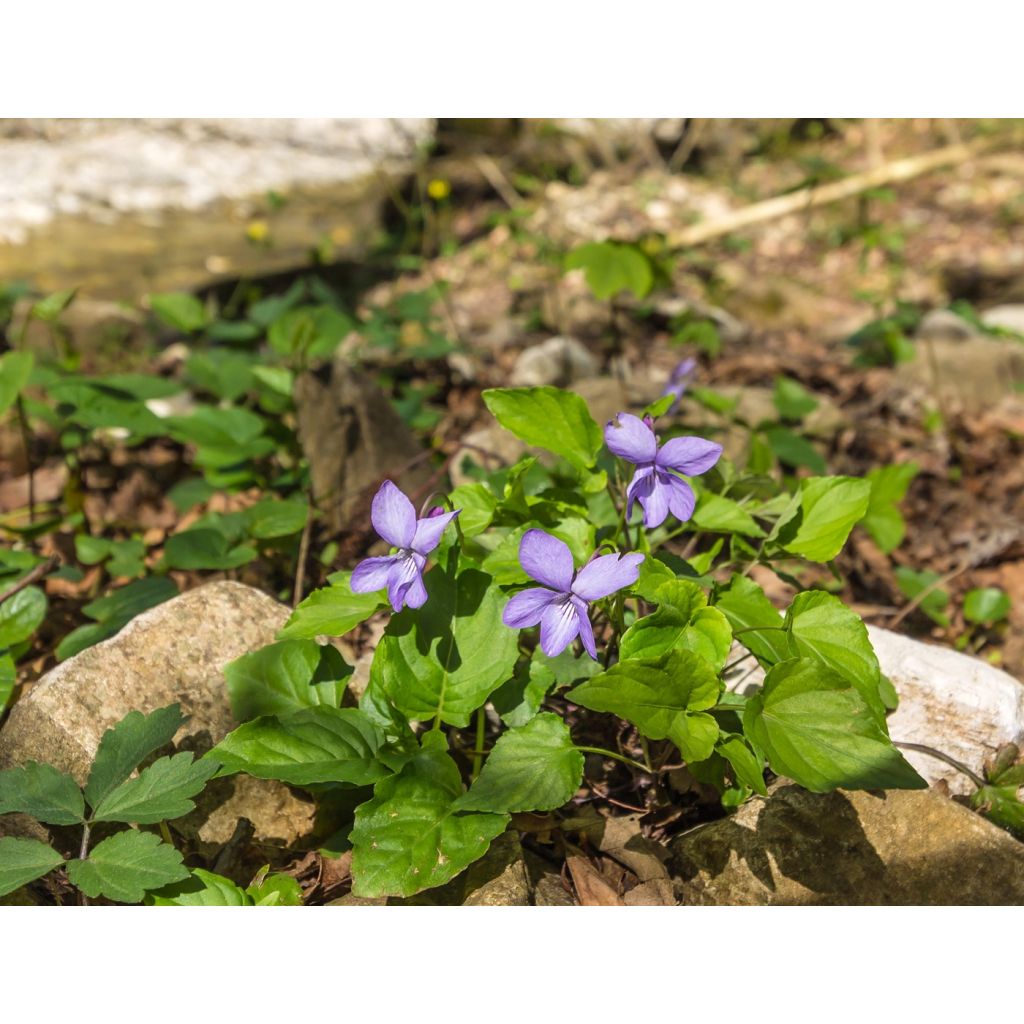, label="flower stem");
[577,745,653,775]
[893,741,986,789]
[471,707,486,781]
